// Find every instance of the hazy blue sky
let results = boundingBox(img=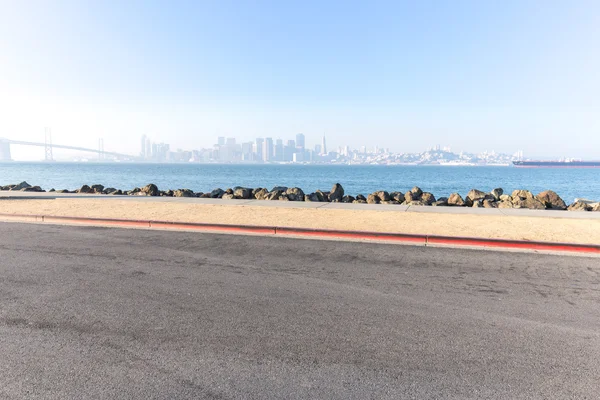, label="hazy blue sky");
[1,0,599,159]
